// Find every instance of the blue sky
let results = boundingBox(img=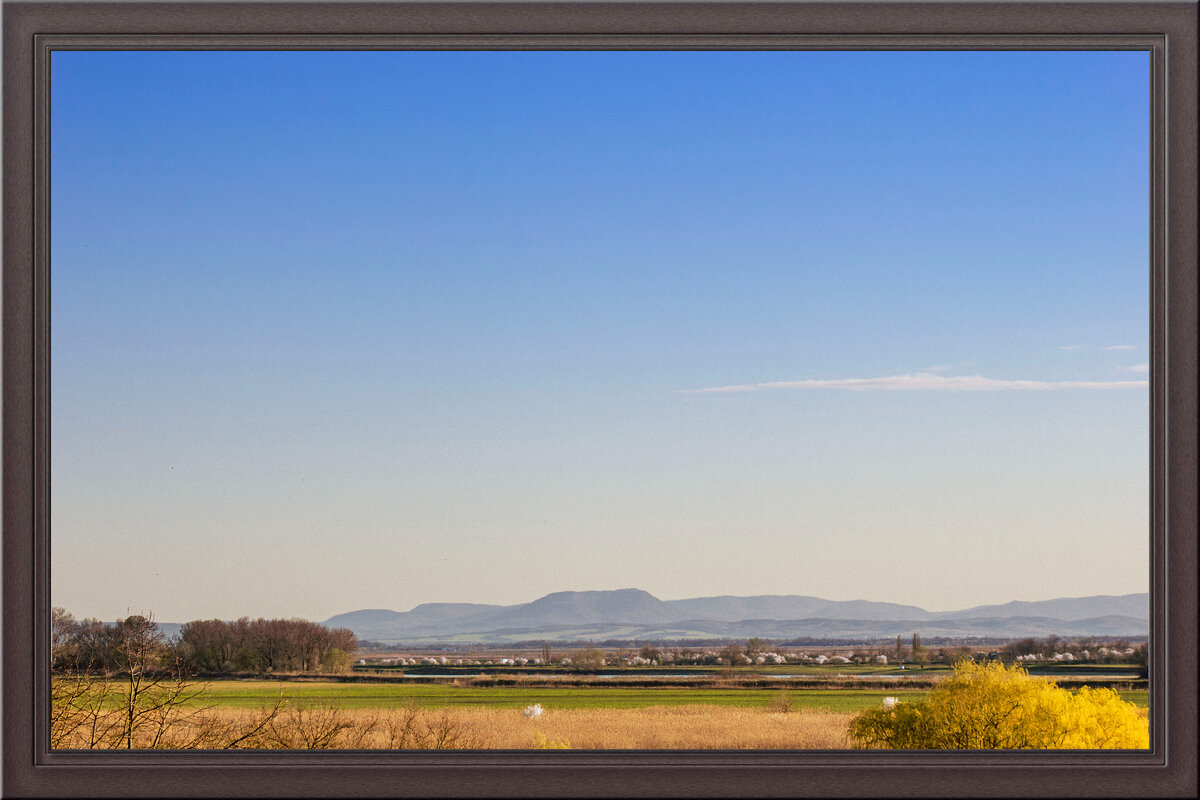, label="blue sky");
[50,50,1149,621]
